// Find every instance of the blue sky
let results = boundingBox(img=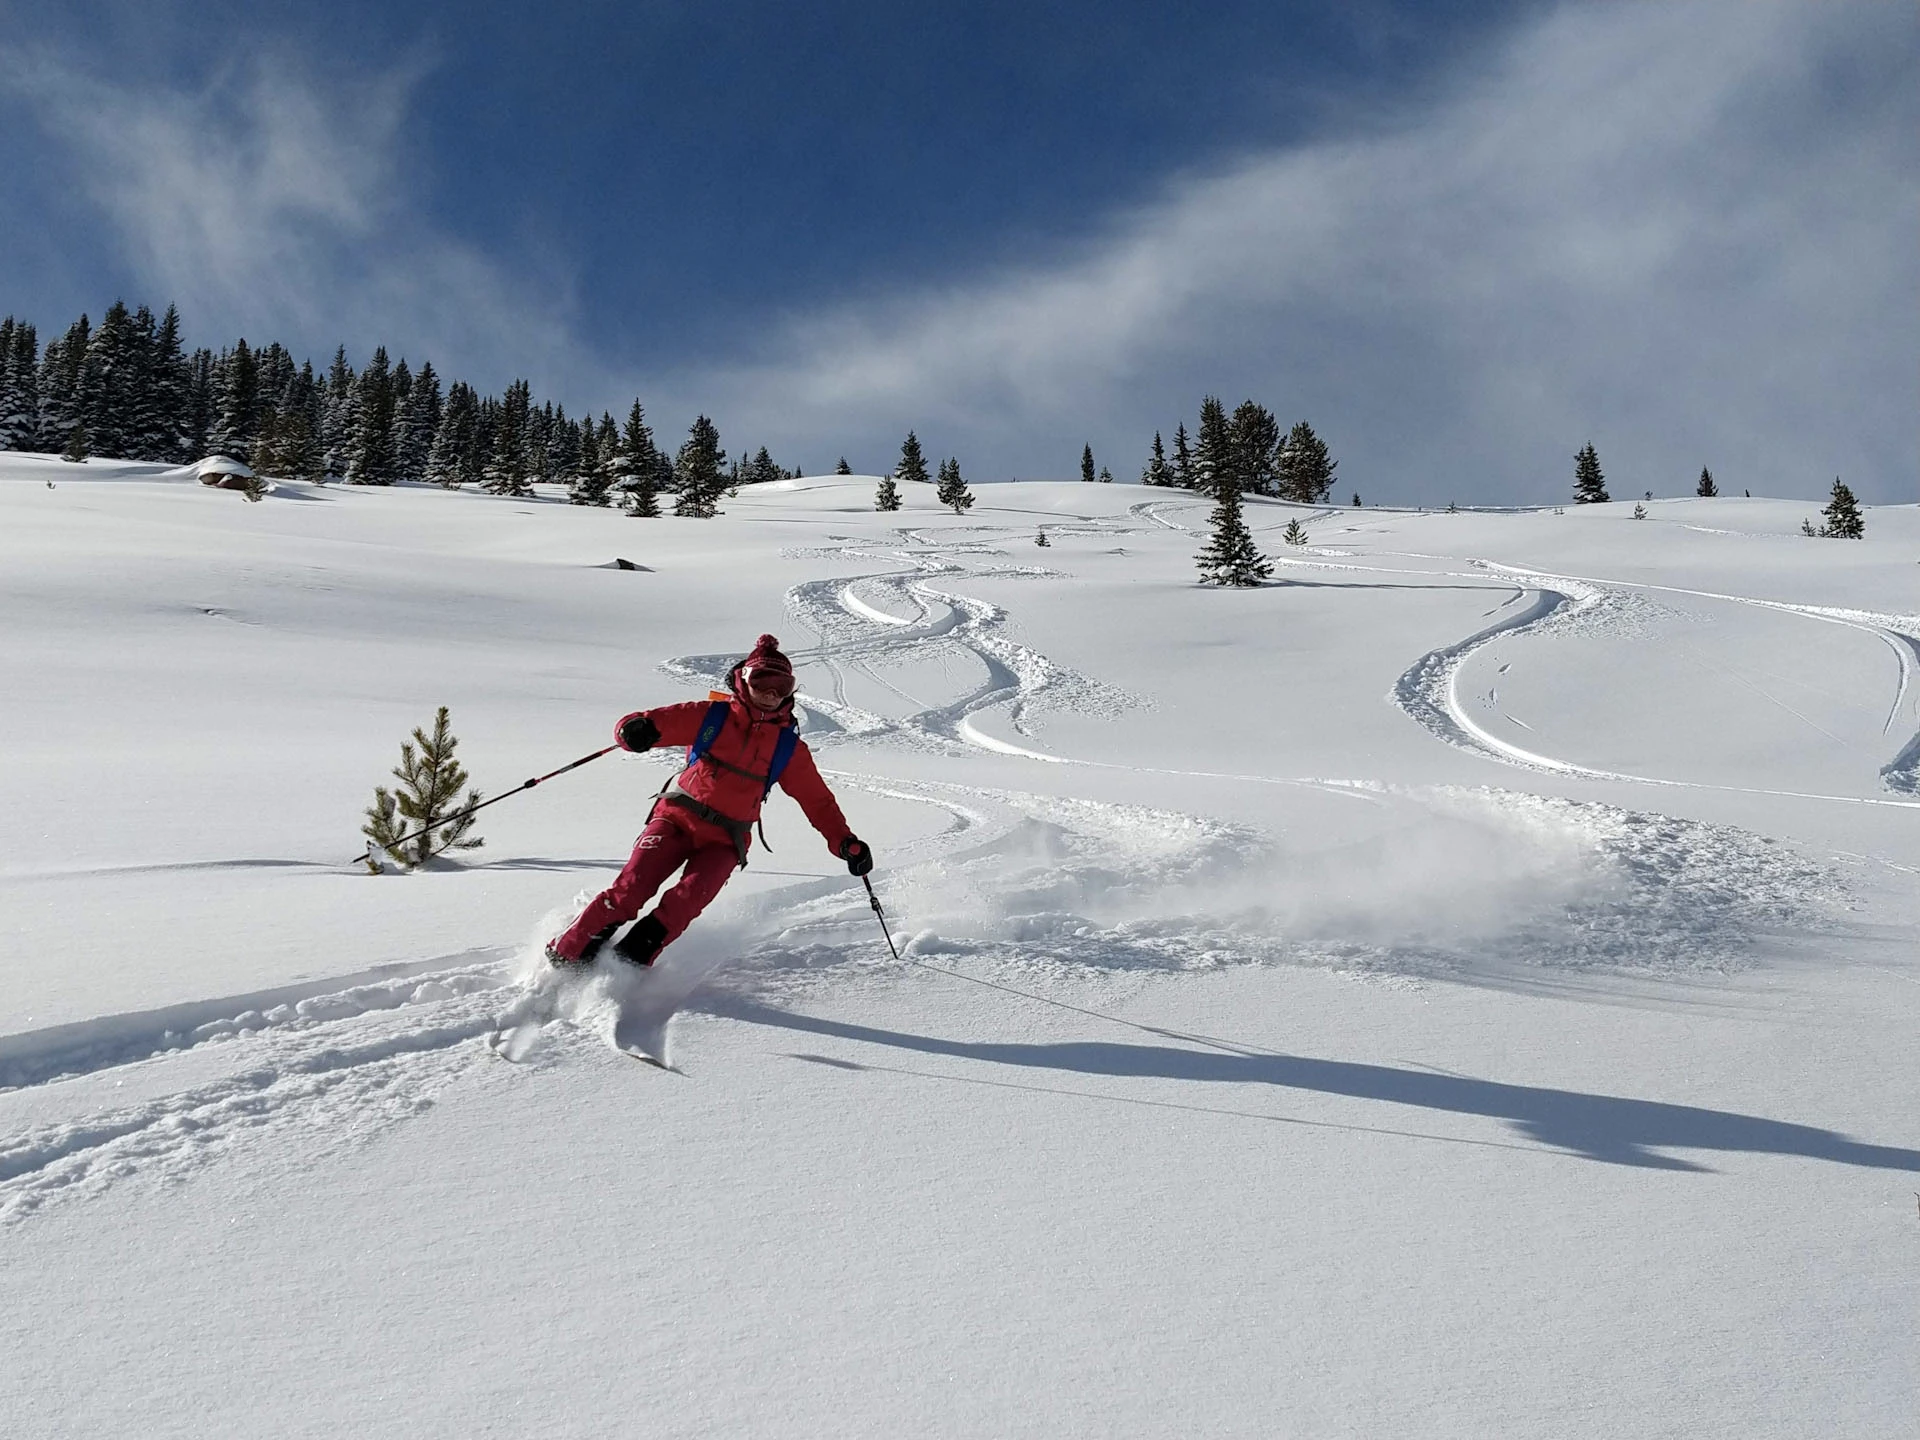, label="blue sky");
[1,0,1914,501]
